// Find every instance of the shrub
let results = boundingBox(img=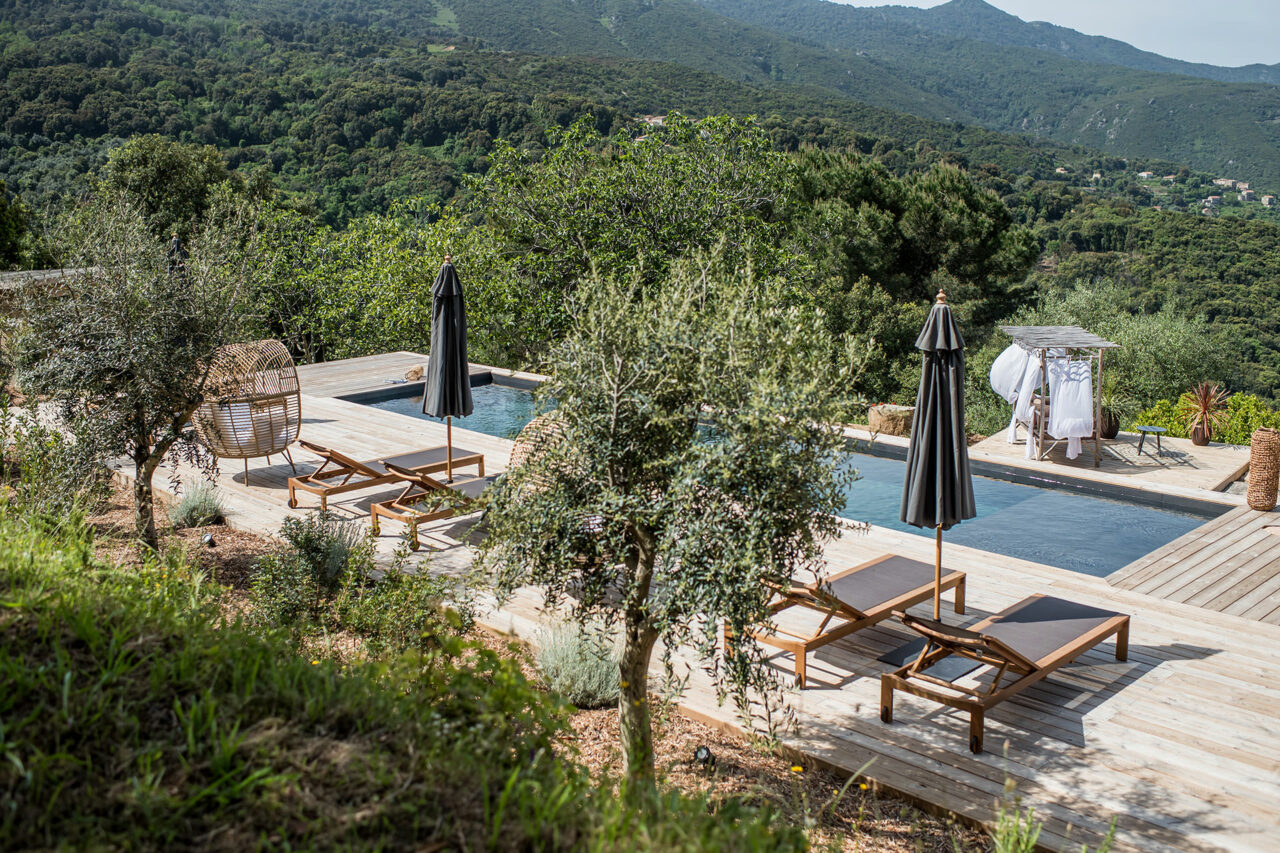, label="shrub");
[1133,393,1280,445]
[536,621,621,709]
[168,480,224,528]
[338,564,475,656]
[250,514,474,655]
[0,399,108,519]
